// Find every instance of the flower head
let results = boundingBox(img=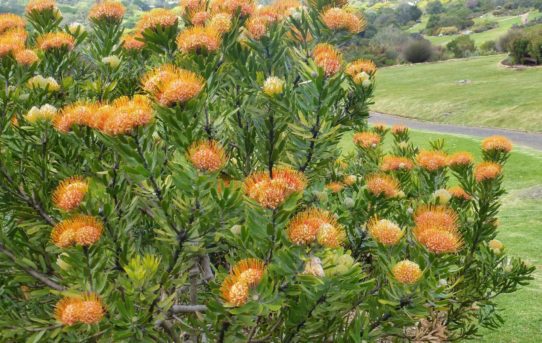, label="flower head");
[366,174,400,198]
[51,215,103,248]
[413,205,458,234]
[122,34,145,51]
[232,258,265,286]
[343,175,357,186]
[416,229,462,254]
[303,256,325,277]
[345,59,377,77]
[36,32,75,51]
[102,54,121,68]
[244,167,306,209]
[392,260,422,284]
[317,222,346,248]
[482,135,512,153]
[181,0,206,13]
[55,297,81,326]
[245,15,270,40]
[287,208,338,245]
[142,64,205,106]
[488,239,504,254]
[24,104,57,123]
[55,293,104,326]
[326,181,344,193]
[474,162,502,182]
[312,43,342,77]
[187,140,226,172]
[353,131,381,149]
[368,218,403,246]
[89,1,125,22]
[391,125,408,135]
[0,14,25,34]
[14,49,39,66]
[433,188,451,205]
[177,26,221,53]
[210,0,256,17]
[26,0,56,14]
[321,7,366,33]
[54,102,99,132]
[447,151,474,168]
[0,28,27,57]
[416,150,448,172]
[448,186,471,201]
[220,274,250,307]
[263,76,284,96]
[136,8,178,32]
[102,95,154,135]
[52,176,88,211]
[381,155,413,172]
[208,13,232,33]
